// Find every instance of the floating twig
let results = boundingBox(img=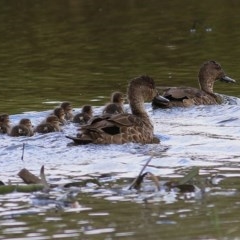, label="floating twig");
[128,156,153,190]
